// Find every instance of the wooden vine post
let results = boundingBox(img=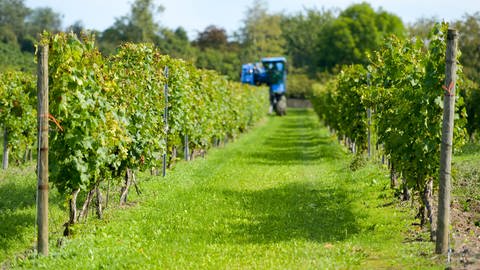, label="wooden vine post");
[366,73,371,158]
[184,134,189,161]
[162,66,169,177]
[436,28,458,255]
[2,127,7,170]
[37,44,49,256]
